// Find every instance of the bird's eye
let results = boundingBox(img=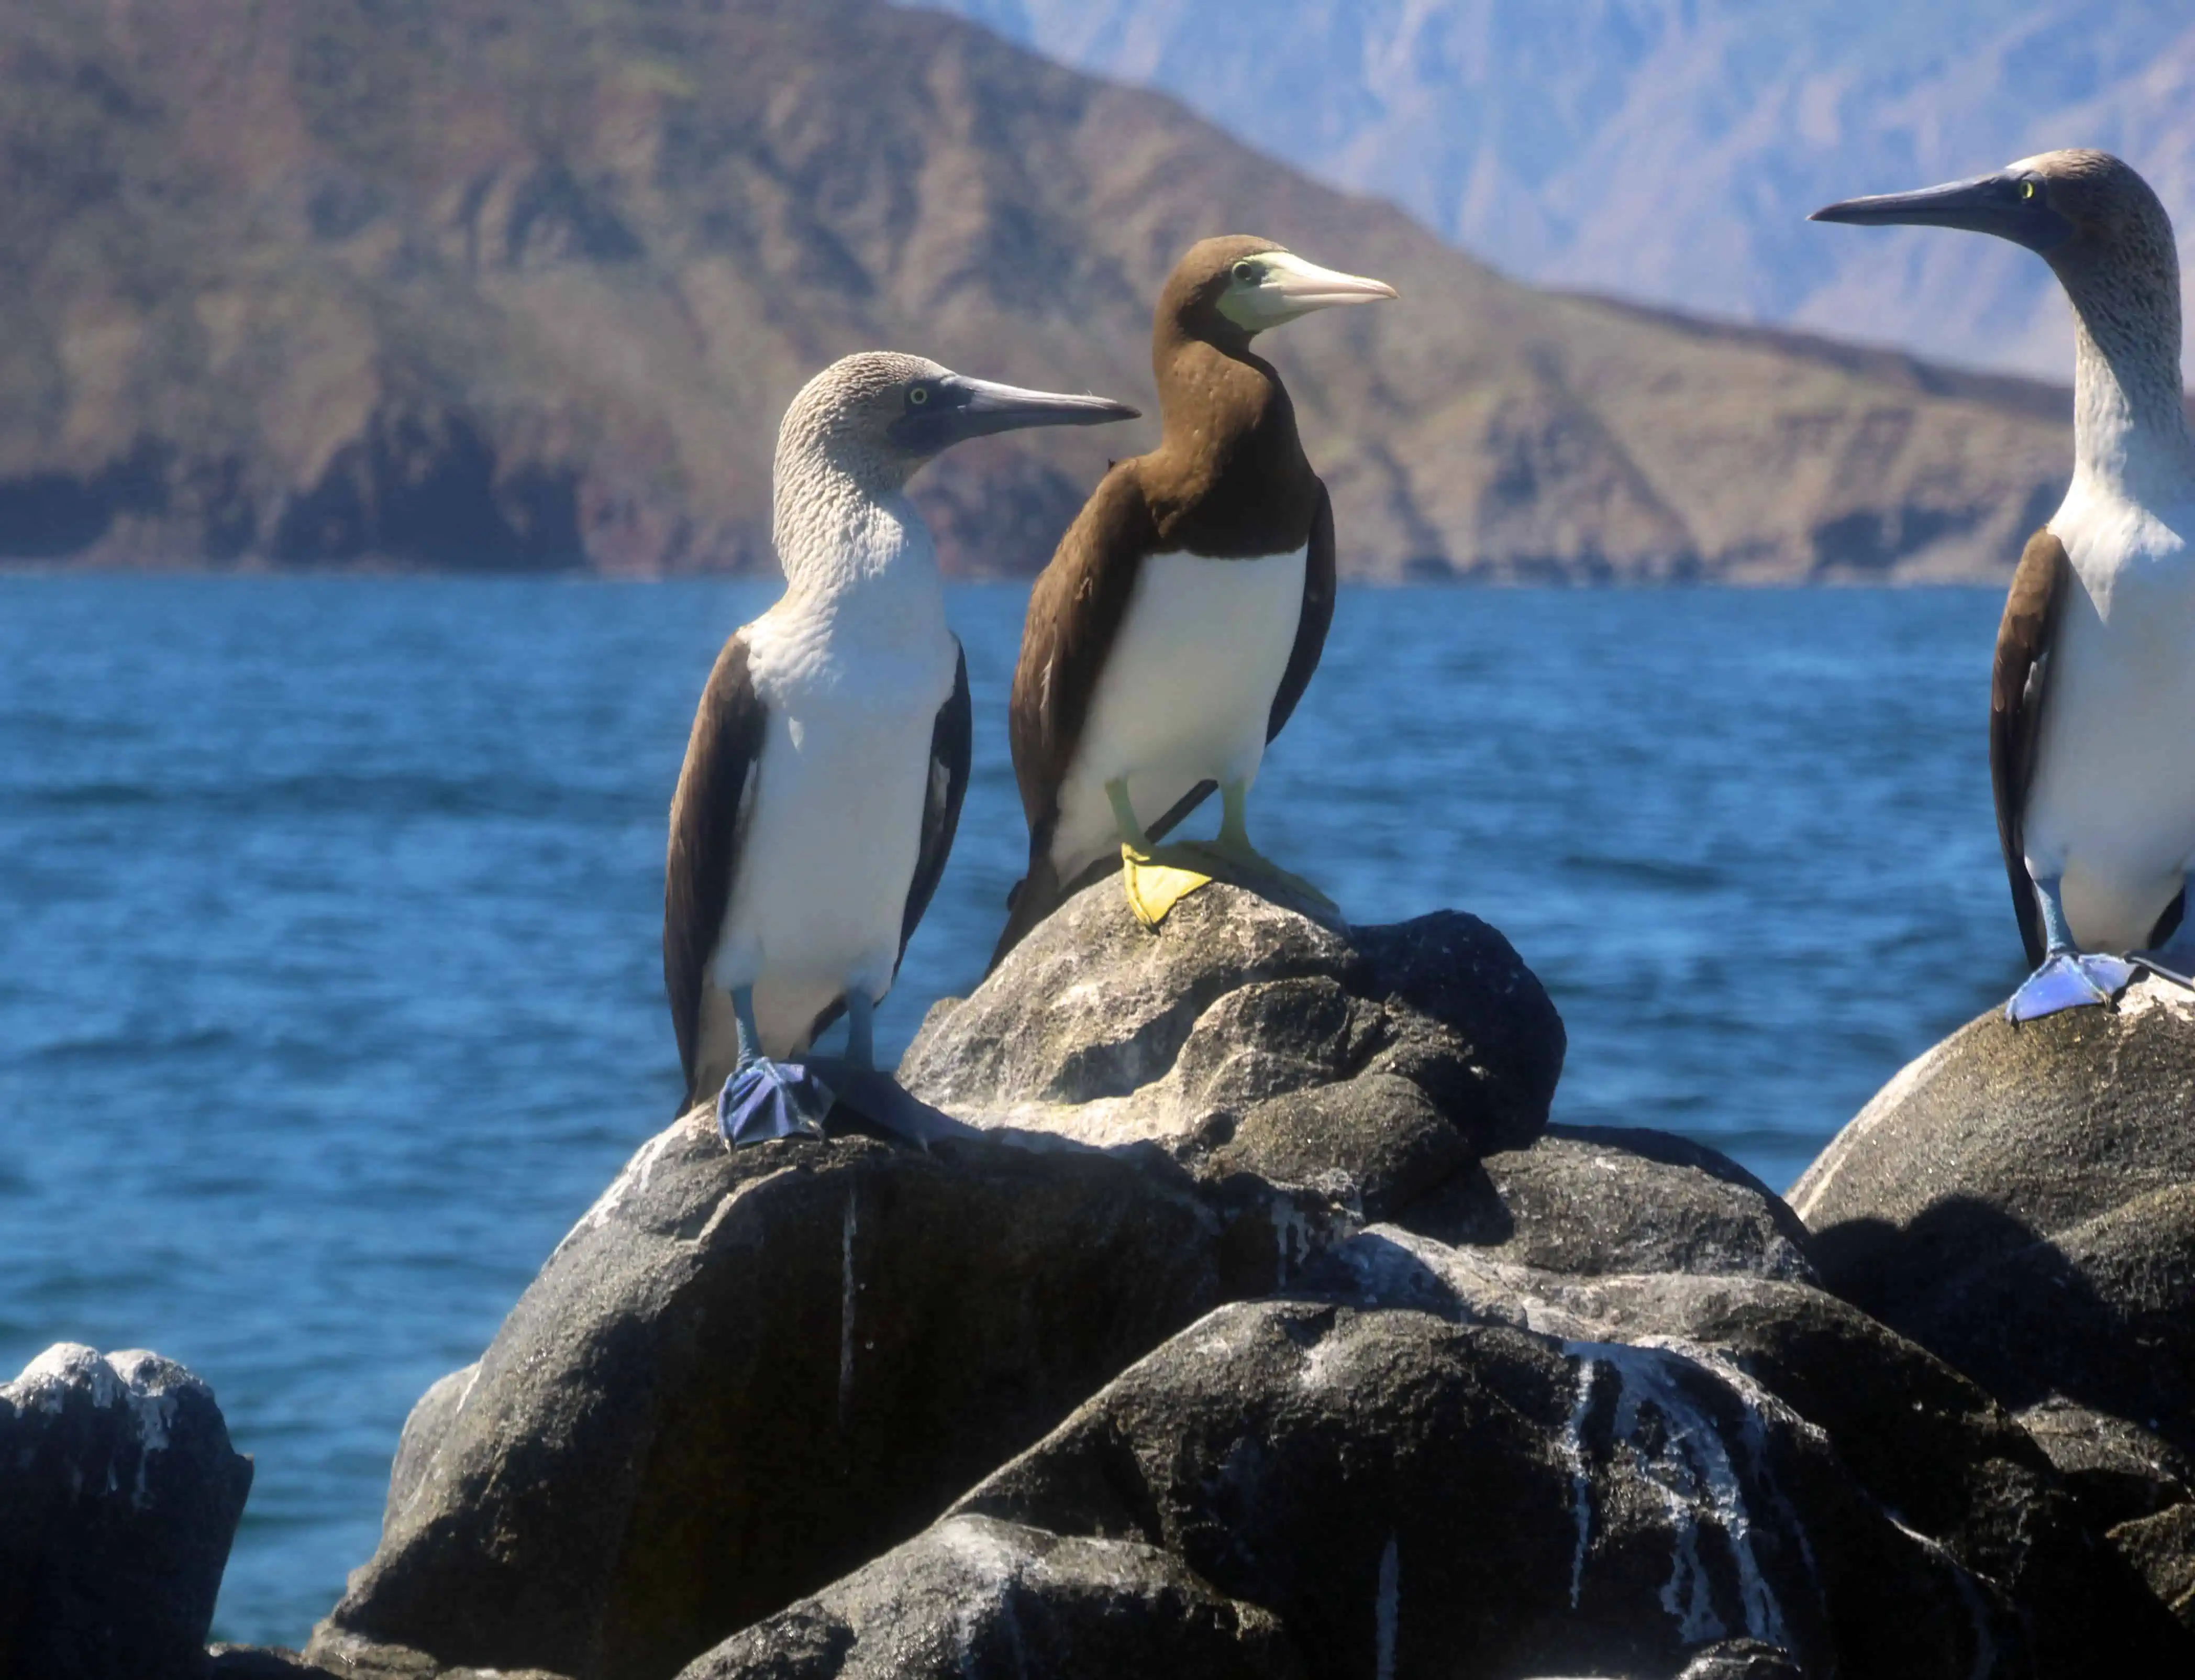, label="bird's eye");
[1232,260,1260,284]
[2021,180,2037,201]
[907,386,930,406]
